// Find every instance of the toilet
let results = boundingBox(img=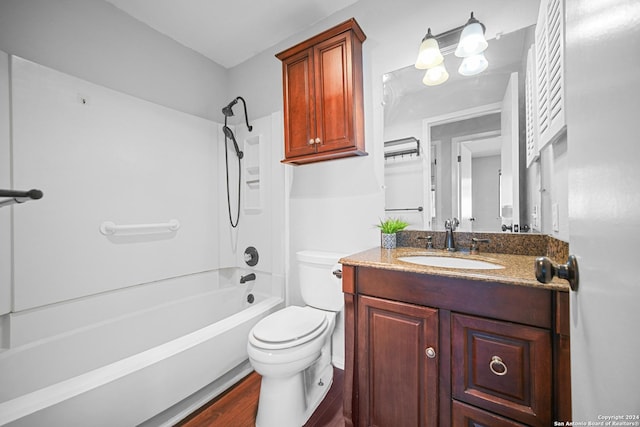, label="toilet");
[247,250,344,427]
